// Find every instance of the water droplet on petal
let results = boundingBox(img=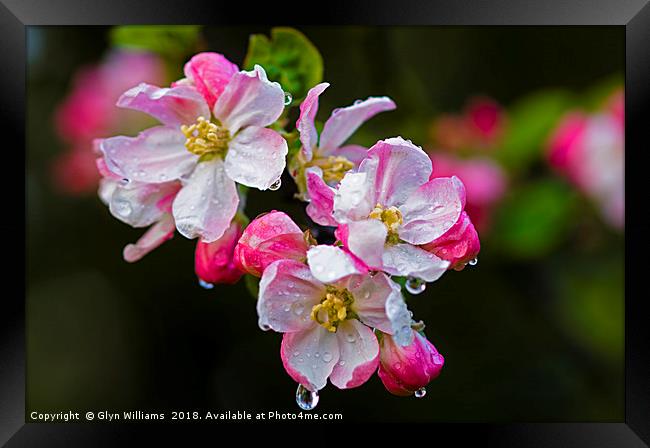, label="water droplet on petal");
[198,279,214,289]
[284,92,293,105]
[405,277,426,295]
[269,178,282,191]
[322,352,333,363]
[394,362,402,370]
[114,200,132,217]
[469,257,478,266]
[292,303,305,316]
[345,333,356,343]
[354,99,363,105]
[296,384,319,410]
[414,387,427,398]
[338,360,346,366]
[261,324,271,331]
